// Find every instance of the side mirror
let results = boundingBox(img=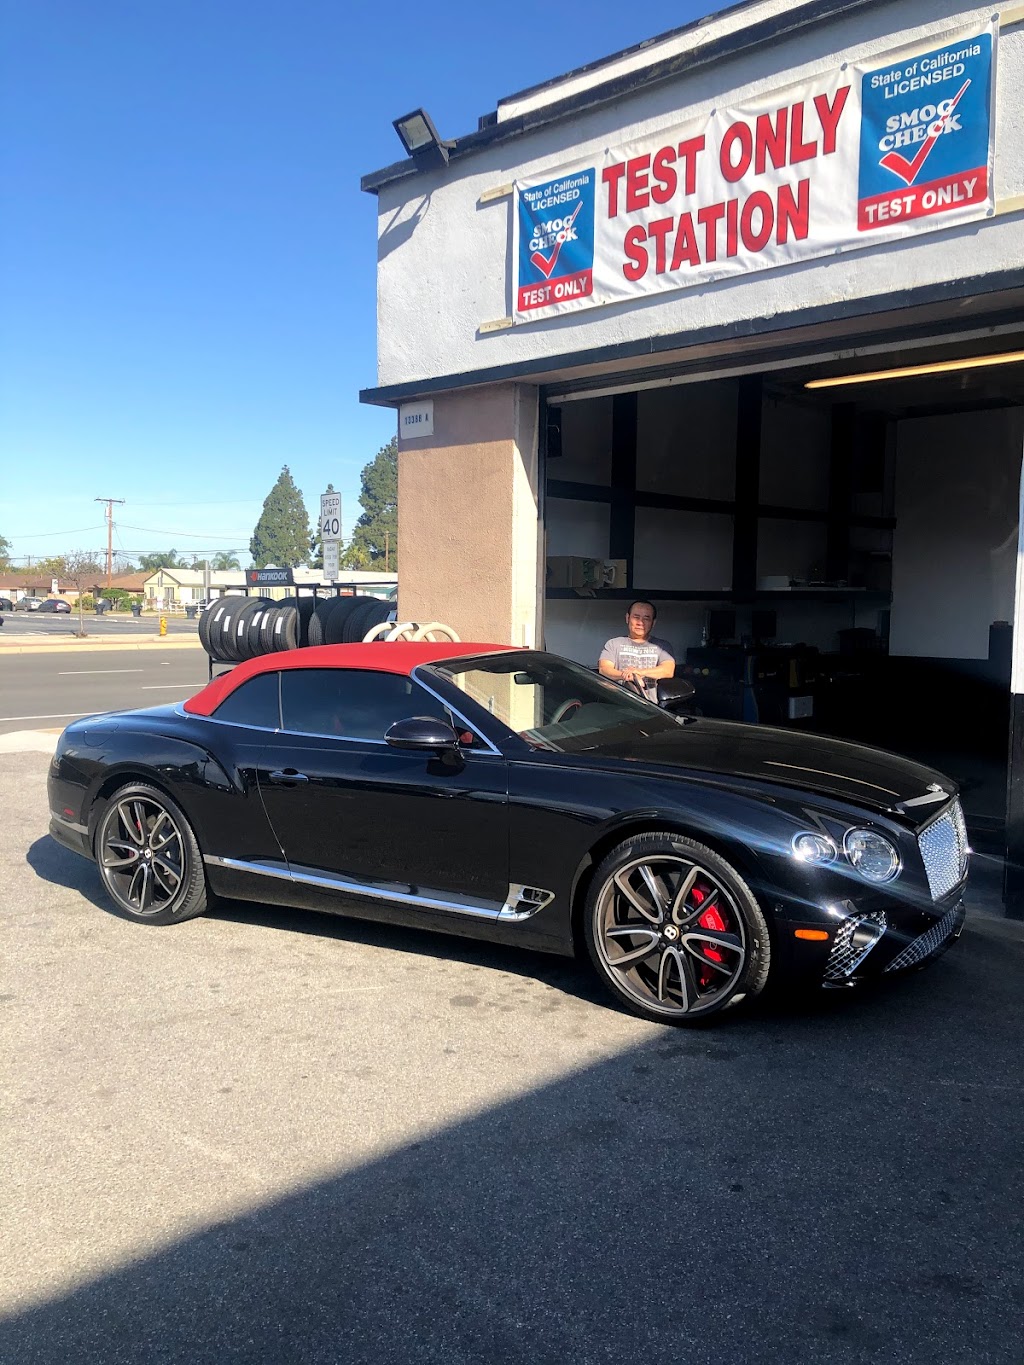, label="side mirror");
[657,677,696,712]
[385,716,461,753]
